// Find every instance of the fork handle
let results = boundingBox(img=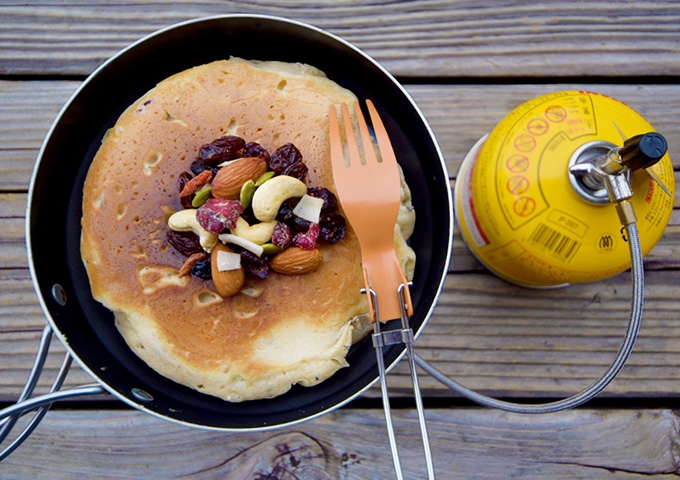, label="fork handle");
[362,249,413,322]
